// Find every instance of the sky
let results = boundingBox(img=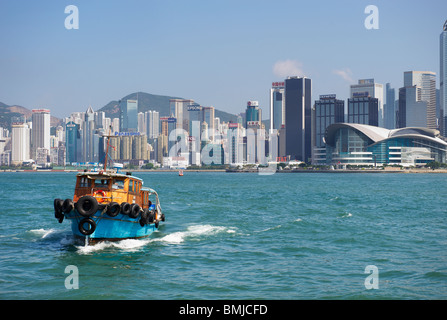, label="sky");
[0,0,446,119]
